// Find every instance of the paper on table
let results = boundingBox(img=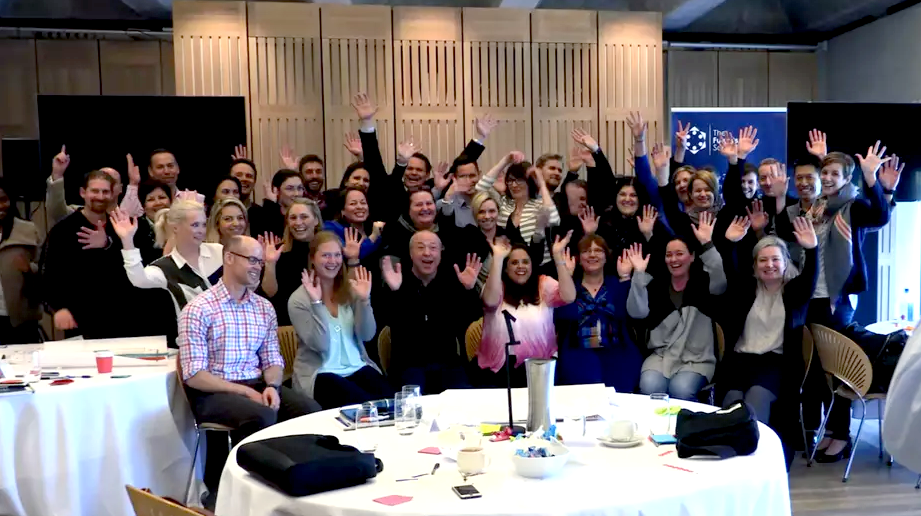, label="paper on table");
[43,336,168,355]
[38,351,163,369]
[439,384,610,424]
[372,495,412,506]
